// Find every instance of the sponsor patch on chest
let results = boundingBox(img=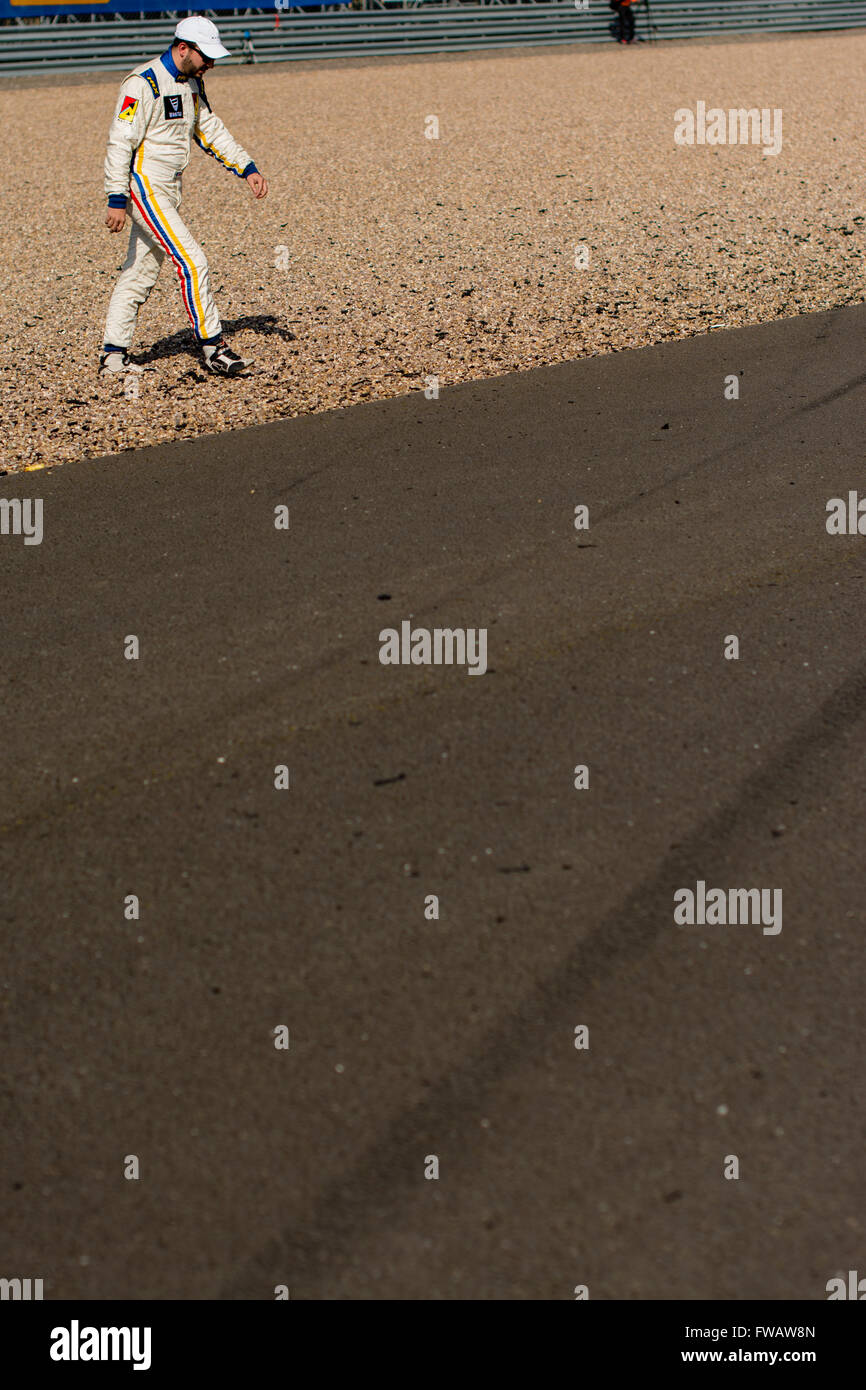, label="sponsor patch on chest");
[163,94,185,121]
